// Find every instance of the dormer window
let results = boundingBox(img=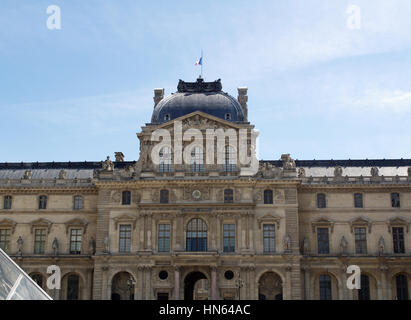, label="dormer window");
[164,114,170,121]
[225,113,231,120]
